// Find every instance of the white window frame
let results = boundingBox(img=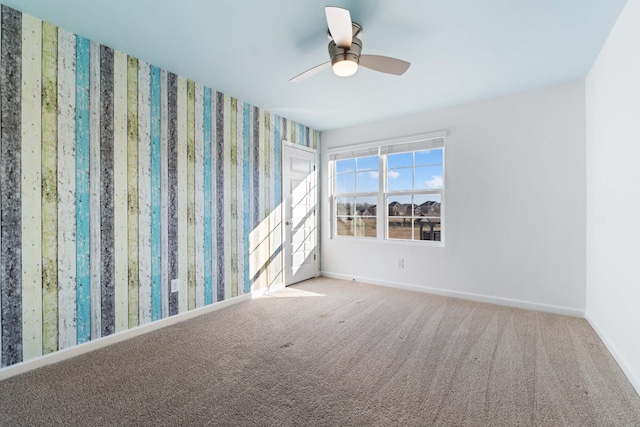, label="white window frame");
[329,131,446,245]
